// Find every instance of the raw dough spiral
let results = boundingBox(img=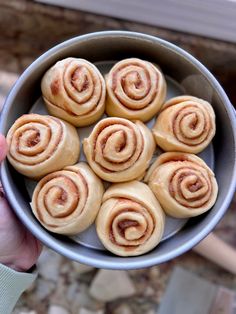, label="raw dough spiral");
[6,114,80,179]
[31,162,104,235]
[145,152,218,218]
[96,181,165,256]
[41,58,106,126]
[83,117,155,182]
[152,96,216,153]
[106,58,166,122]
